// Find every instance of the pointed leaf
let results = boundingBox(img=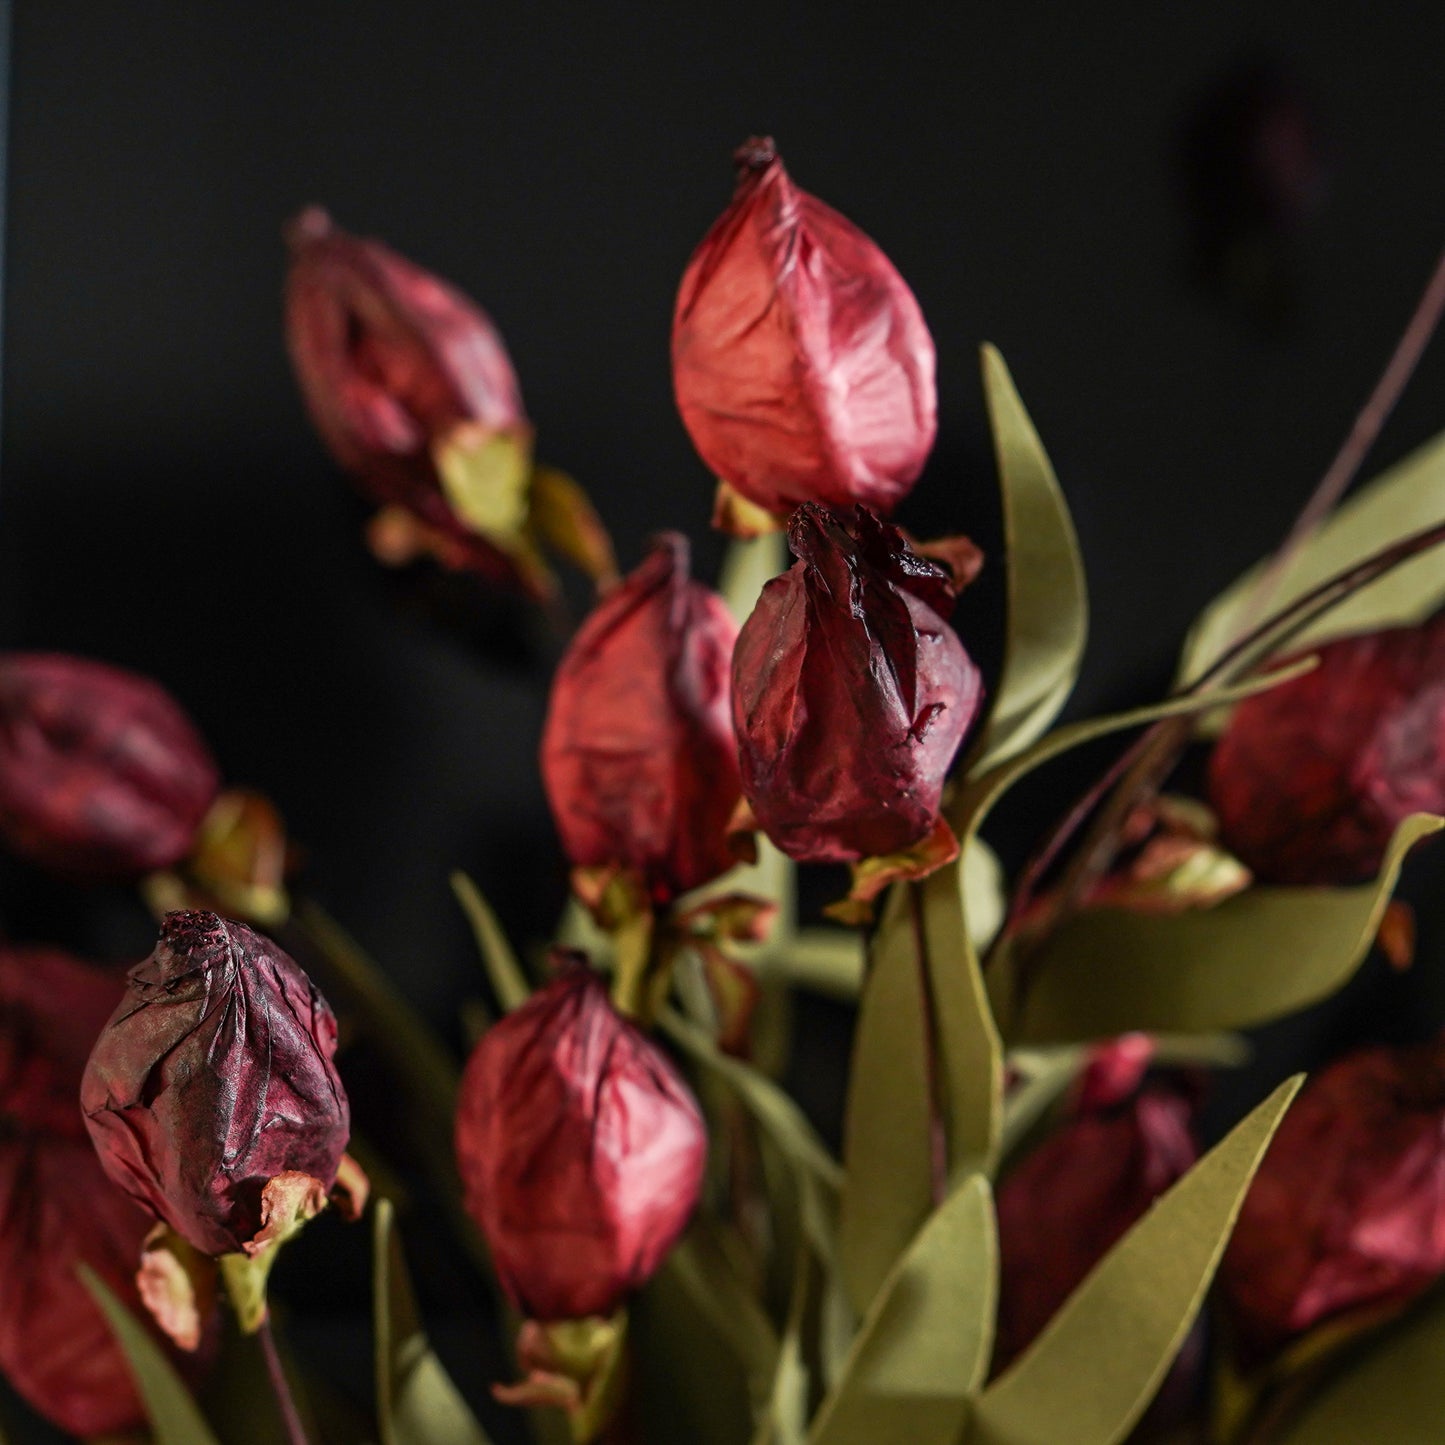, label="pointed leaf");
[973,1077,1303,1445]
[374,1199,493,1445]
[809,1175,997,1445]
[79,1266,221,1445]
[973,345,1088,769]
[996,814,1443,1043]
[1275,1285,1445,1443]
[451,871,531,1012]
[1181,430,1445,686]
